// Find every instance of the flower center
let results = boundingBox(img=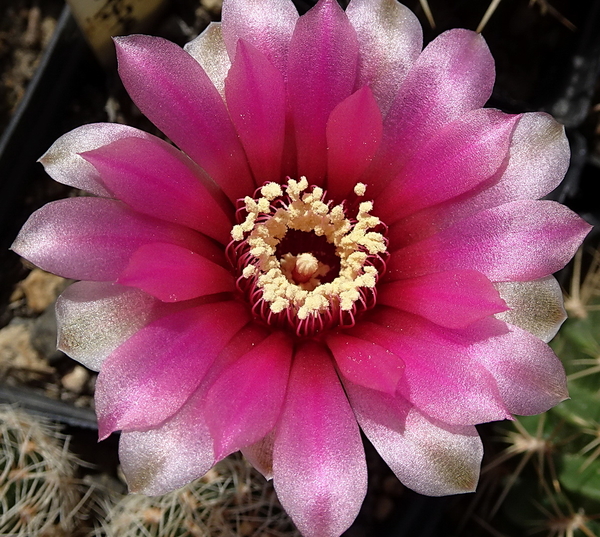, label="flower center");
[226,178,389,337]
